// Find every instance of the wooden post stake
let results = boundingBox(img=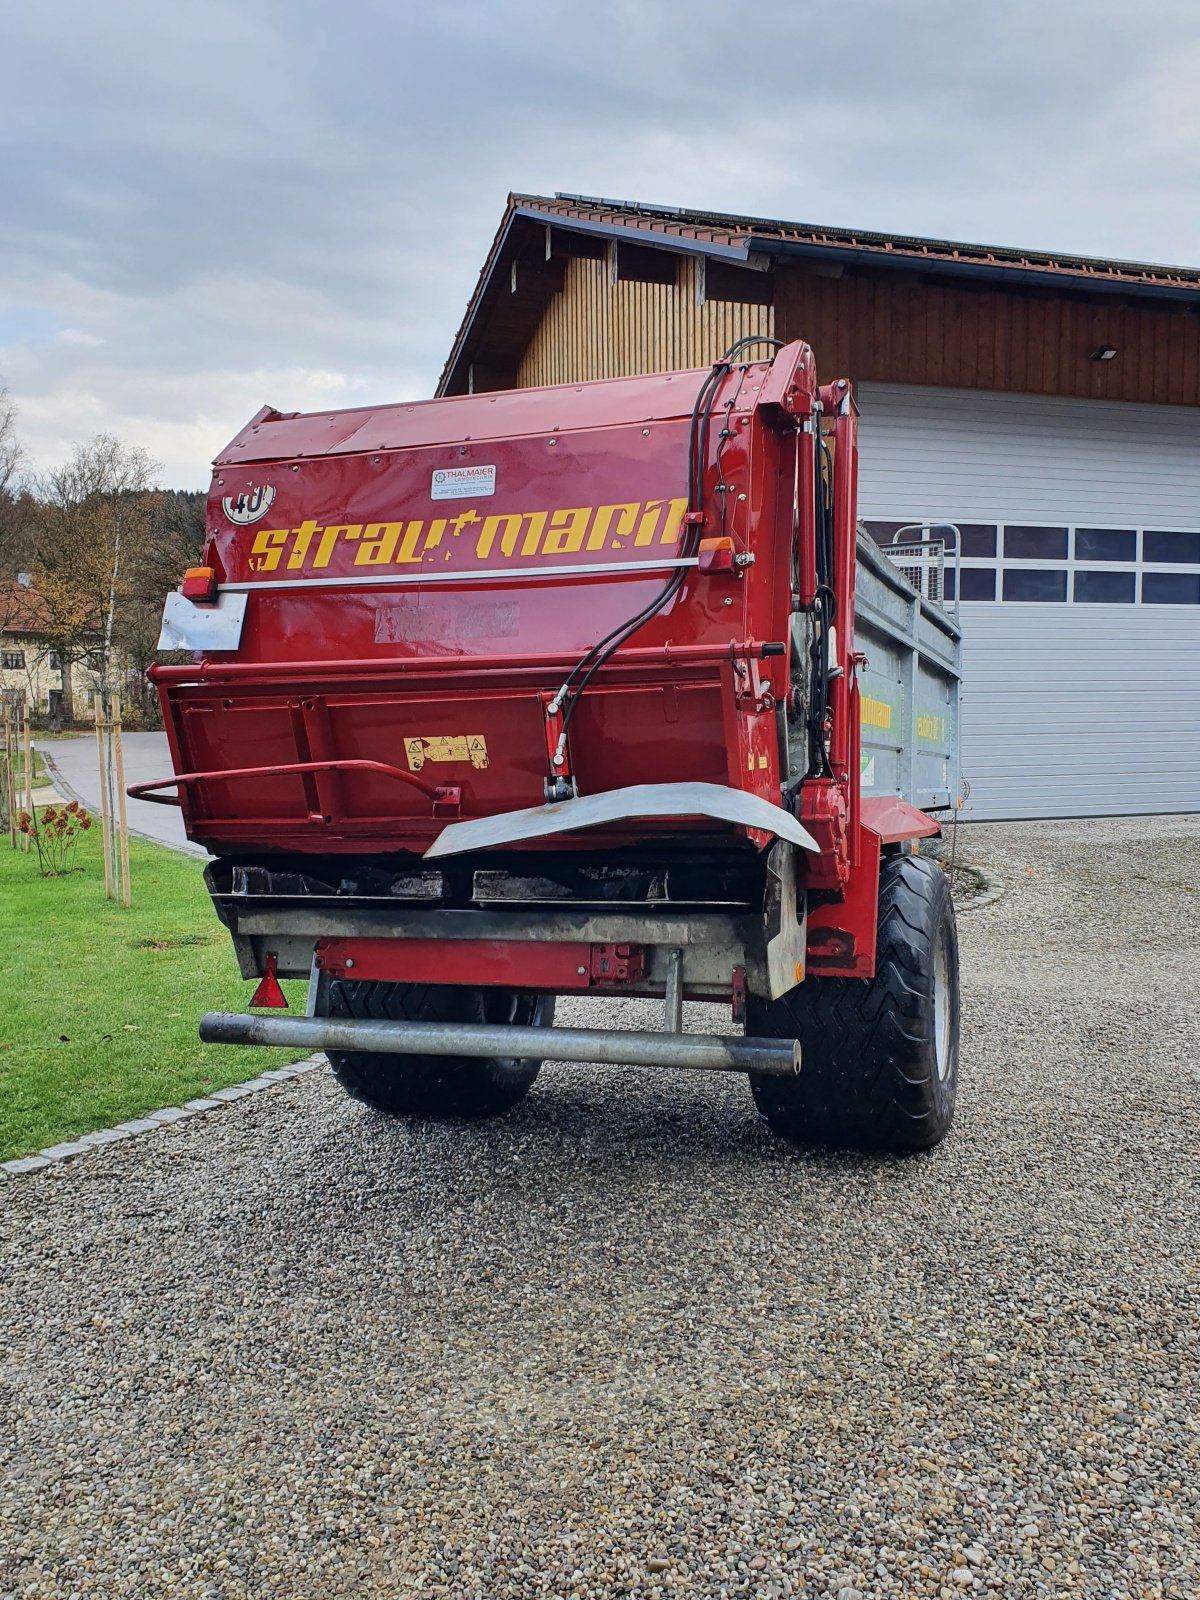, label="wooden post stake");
[113,695,131,907]
[94,698,114,899]
[22,707,34,815]
[2,704,15,848]
[20,705,33,853]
